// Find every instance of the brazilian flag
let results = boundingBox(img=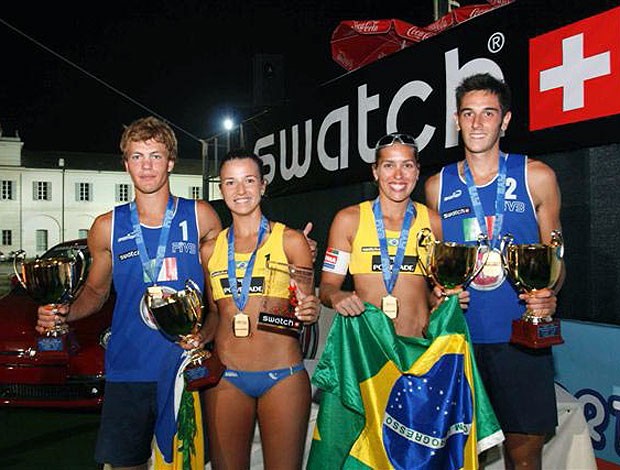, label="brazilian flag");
[153,352,205,470]
[307,296,504,469]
